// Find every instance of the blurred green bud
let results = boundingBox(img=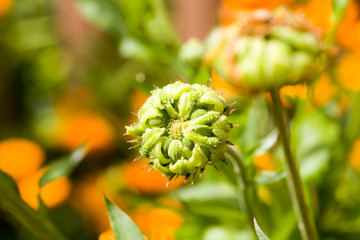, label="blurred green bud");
[178,38,205,66]
[126,81,232,183]
[119,37,152,61]
[204,9,323,92]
